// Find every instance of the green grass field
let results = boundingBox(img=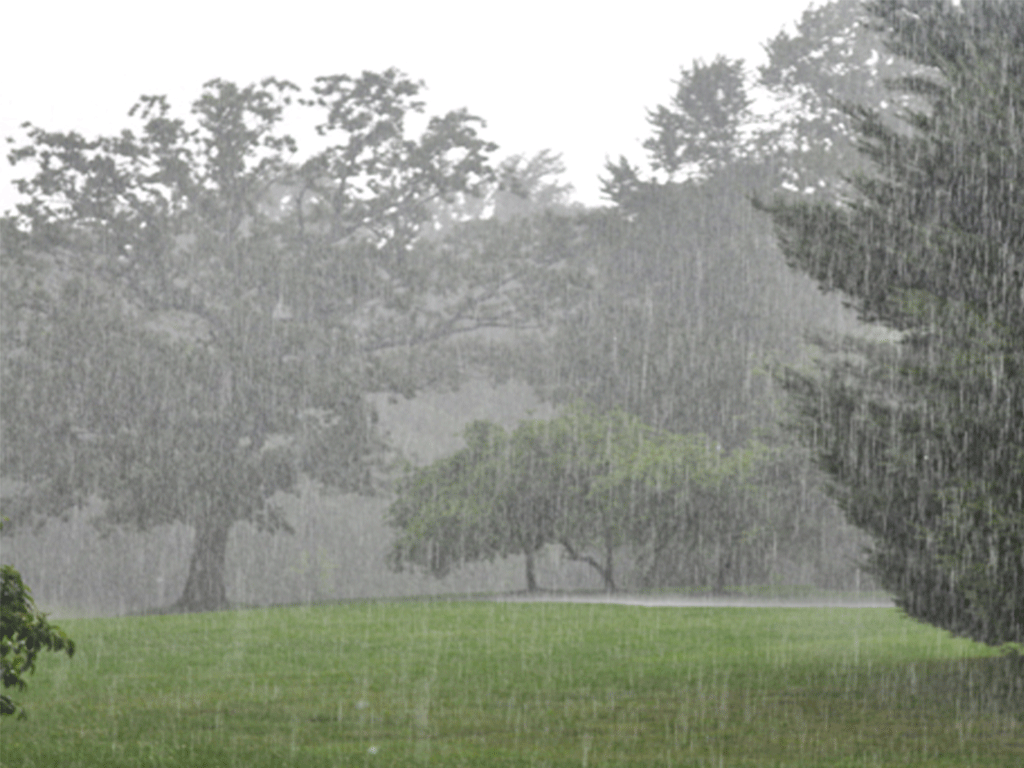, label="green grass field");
[2,599,1021,767]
